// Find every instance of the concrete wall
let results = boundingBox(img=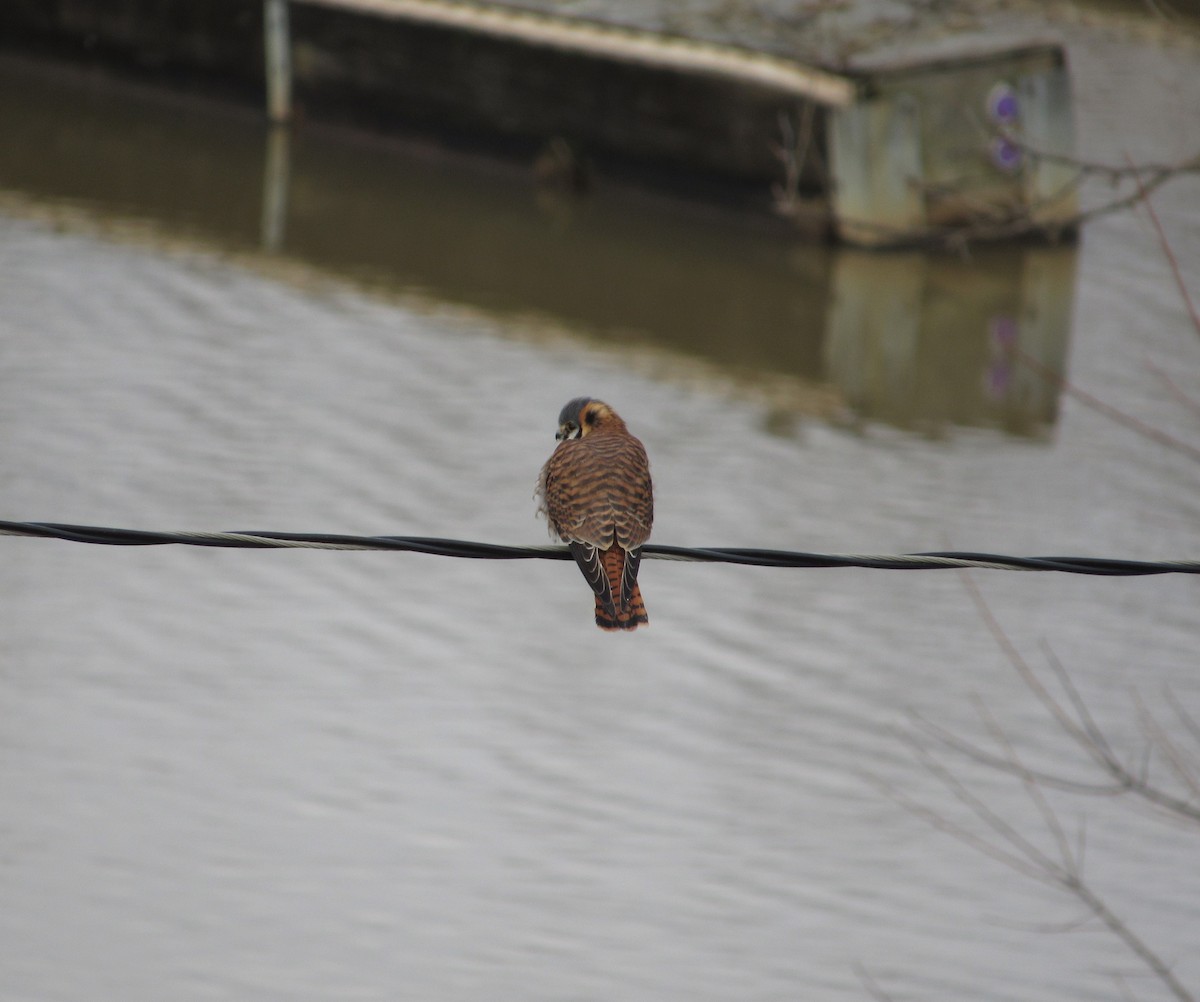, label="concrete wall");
[288,4,817,187]
[0,2,1077,243]
[1,0,824,202]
